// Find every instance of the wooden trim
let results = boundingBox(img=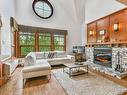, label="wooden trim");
[15,32,19,58]
[14,32,16,57]
[35,32,39,52]
[14,31,67,57]
[18,25,68,35]
[85,41,127,47]
[64,35,66,51]
[51,33,54,51]
[39,45,51,47]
